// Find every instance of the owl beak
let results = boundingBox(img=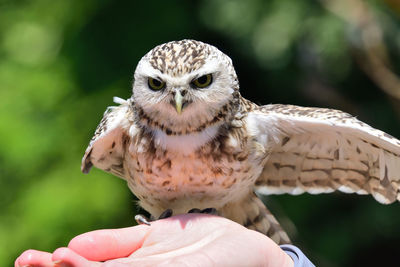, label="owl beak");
[174,90,183,114]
